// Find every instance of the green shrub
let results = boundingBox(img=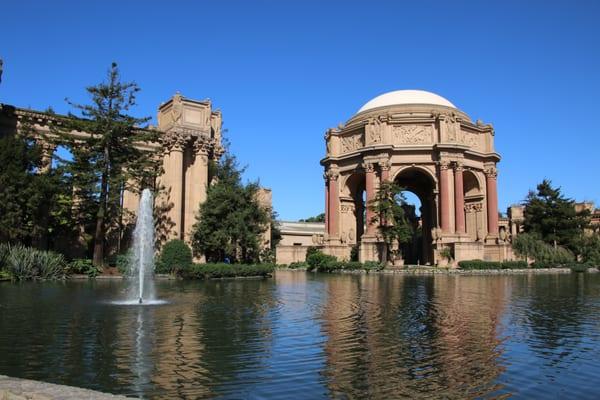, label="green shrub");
[579,234,600,266]
[116,252,131,275]
[4,245,66,280]
[512,233,575,266]
[185,263,274,279]
[306,250,337,272]
[569,263,589,273]
[458,260,502,270]
[156,239,193,274]
[0,243,9,270]
[67,259,93,274]
[286,262,308,269]
[500,261,528,269]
